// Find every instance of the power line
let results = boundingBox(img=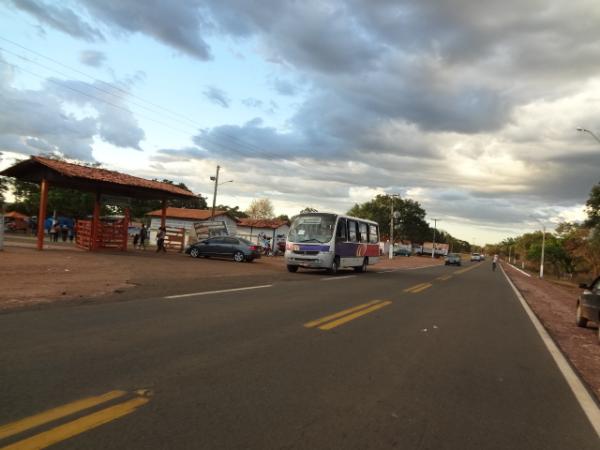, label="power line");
[0,58,282,160]
[0,36,270,156]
